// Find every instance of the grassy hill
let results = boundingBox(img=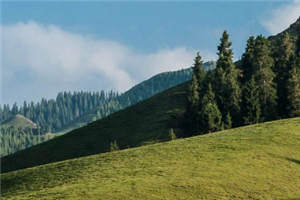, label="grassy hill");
[2,117,300,200]
[63,61,215,131]
[1,82,189,173]
[0,114,38,129]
